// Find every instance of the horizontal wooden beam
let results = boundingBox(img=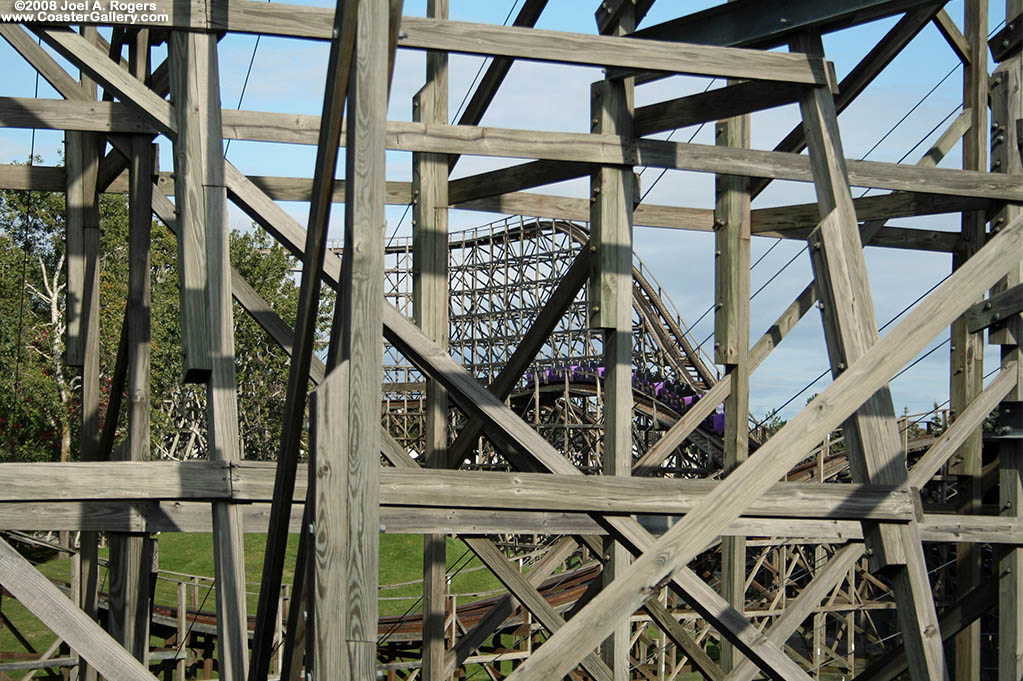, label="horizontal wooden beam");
[396,18,829,84]
[0,97,158,134]
[225,112,1023,199]
[964,284,1023,333]
[628,0,939,50]
[0,461,911,520]
[12,2,827,85]
[0,499,1015,544]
